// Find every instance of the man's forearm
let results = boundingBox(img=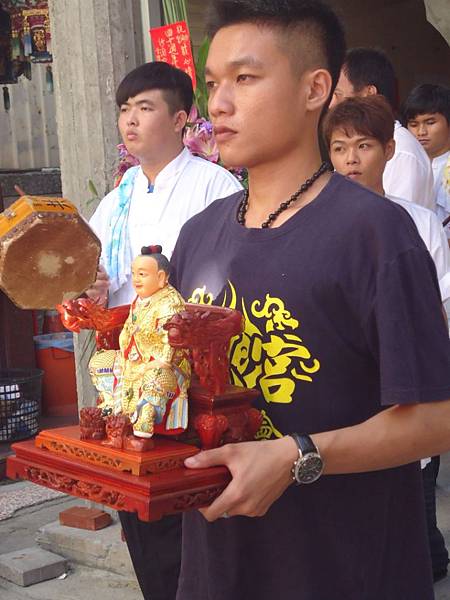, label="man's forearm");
[311,399,450,475]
